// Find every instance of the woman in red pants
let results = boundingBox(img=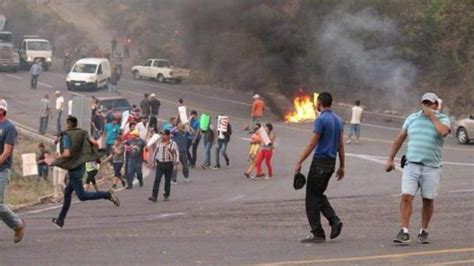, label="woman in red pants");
[255,123,276,179]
